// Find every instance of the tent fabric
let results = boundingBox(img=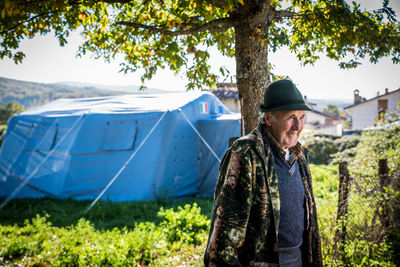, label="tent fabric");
[0,92,240,201]
[197,114,240,196]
